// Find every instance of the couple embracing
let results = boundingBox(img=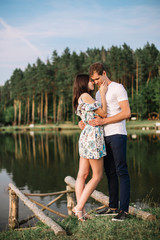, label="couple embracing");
[72,62,131,222]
